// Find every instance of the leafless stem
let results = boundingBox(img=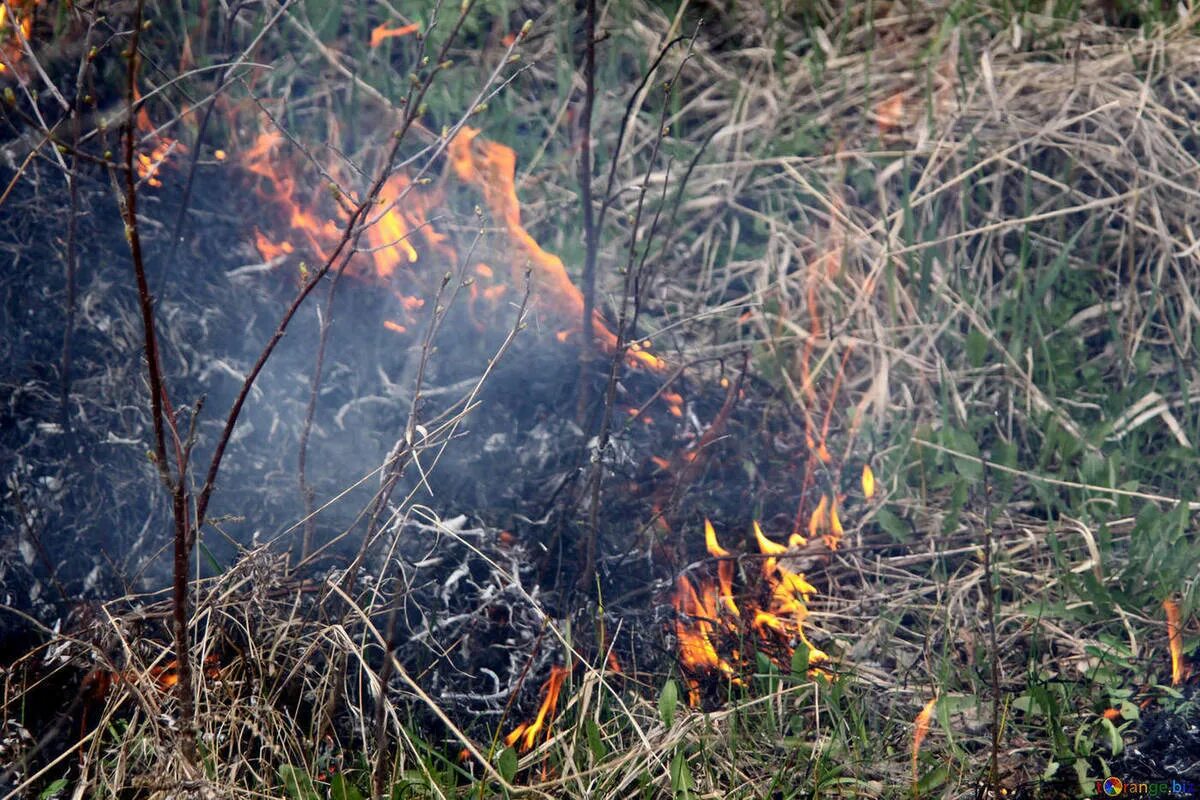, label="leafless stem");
[576,0,598,427]
[60,22,94,434]
[118,0,196,762]
[982,459,1001,795]
[576,35,695,590]
[298,279,341,562]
